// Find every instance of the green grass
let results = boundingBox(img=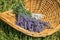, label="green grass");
[0,0,60,40]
